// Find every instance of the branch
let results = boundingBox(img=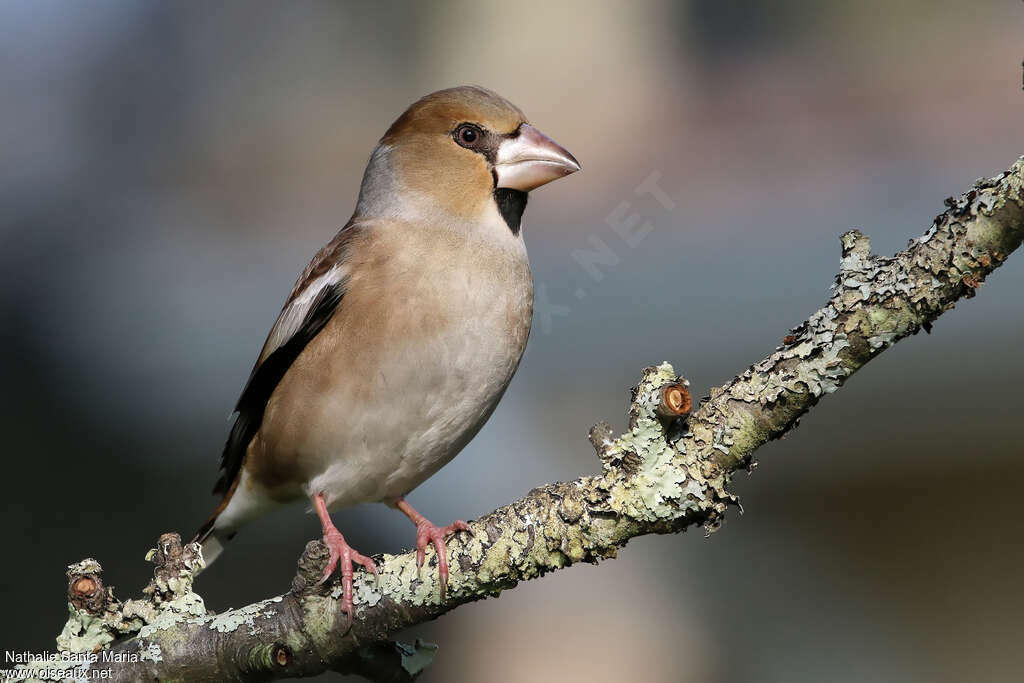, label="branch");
[12,158,1024,682]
